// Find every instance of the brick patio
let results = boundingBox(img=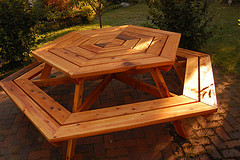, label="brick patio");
[0,68,240,160]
